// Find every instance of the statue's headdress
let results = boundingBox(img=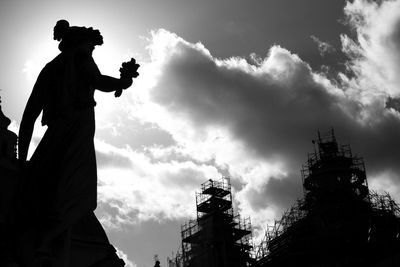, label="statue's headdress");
[53,20,103,51]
